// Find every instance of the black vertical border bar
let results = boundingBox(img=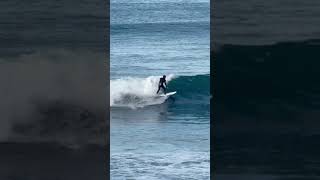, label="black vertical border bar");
[105,0,110,178]
[210,0,215,179]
